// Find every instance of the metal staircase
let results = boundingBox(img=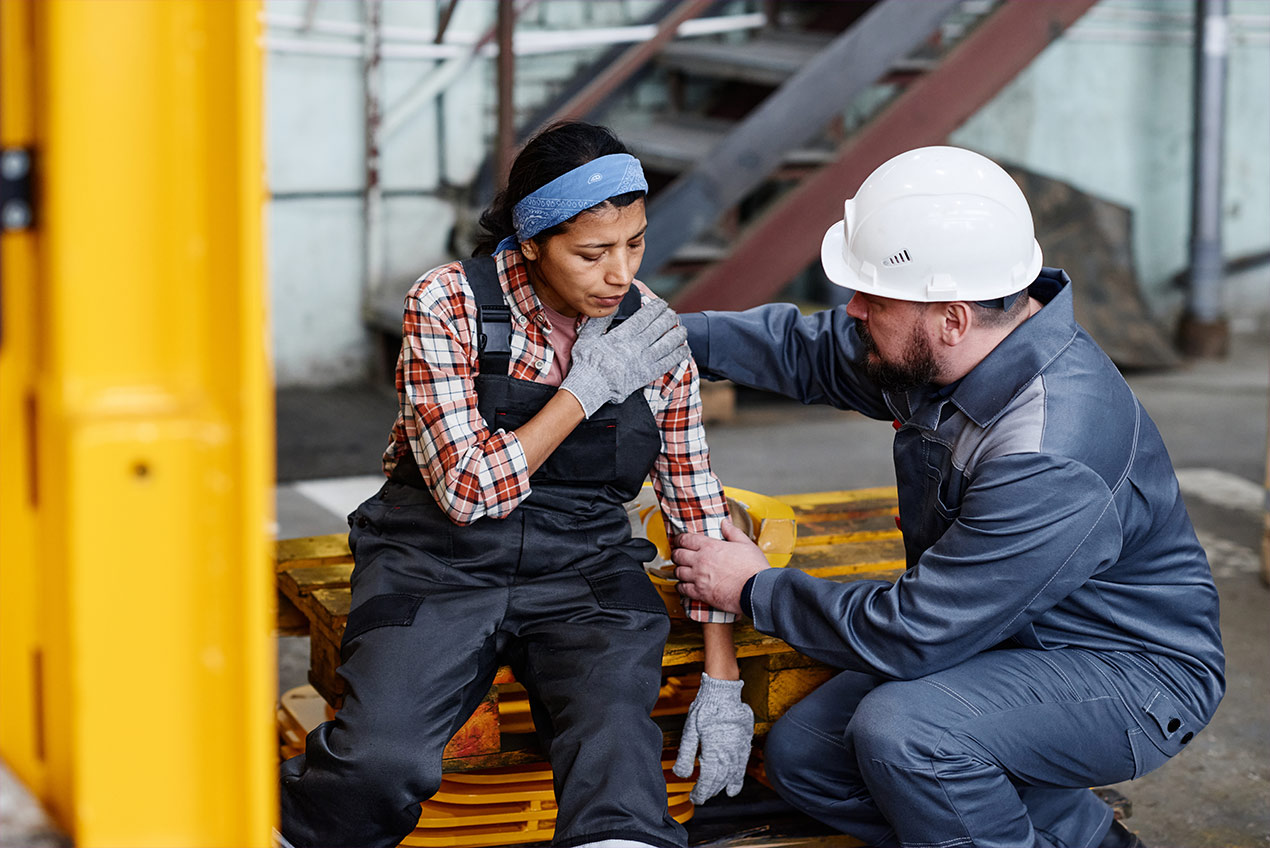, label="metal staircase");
[466,0,1100,311]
